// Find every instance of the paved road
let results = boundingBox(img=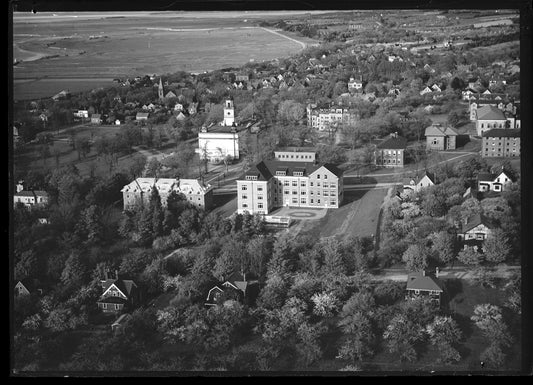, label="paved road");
[369,265,520,282]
